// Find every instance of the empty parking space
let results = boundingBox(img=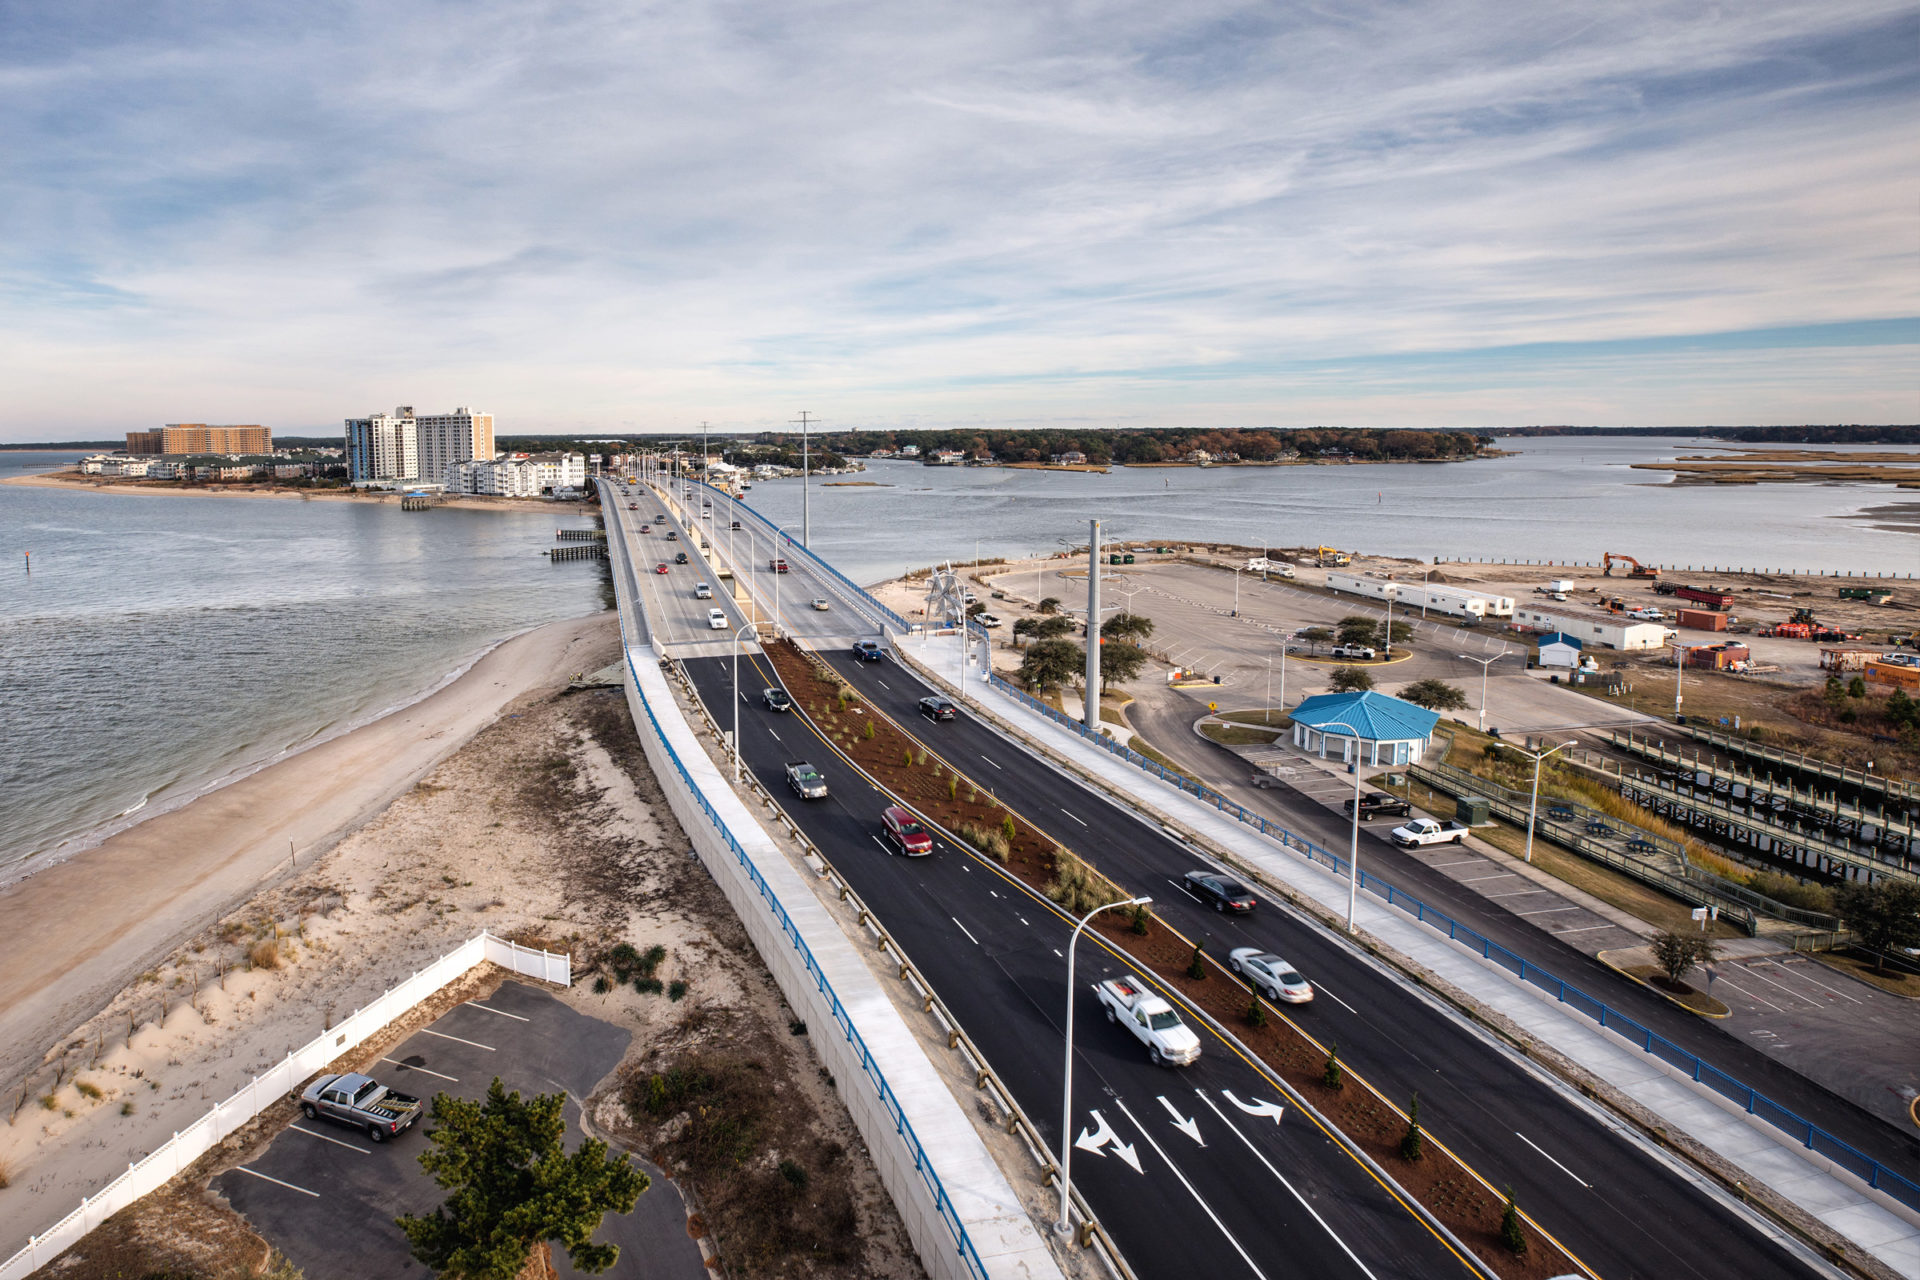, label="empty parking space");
[215,981,705,1280]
